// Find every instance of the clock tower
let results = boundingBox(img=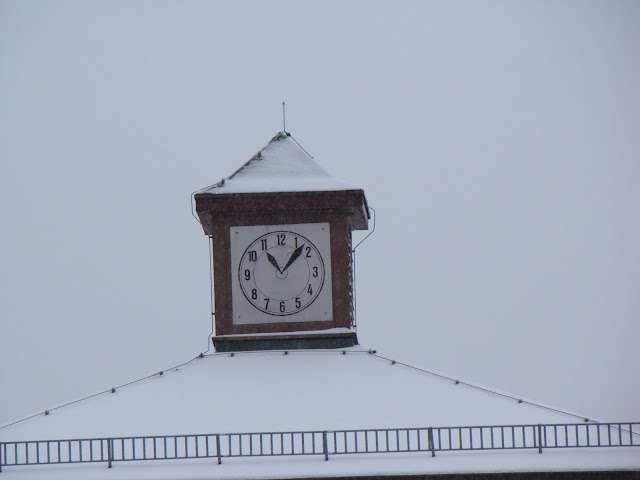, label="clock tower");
[194,132,369,352]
